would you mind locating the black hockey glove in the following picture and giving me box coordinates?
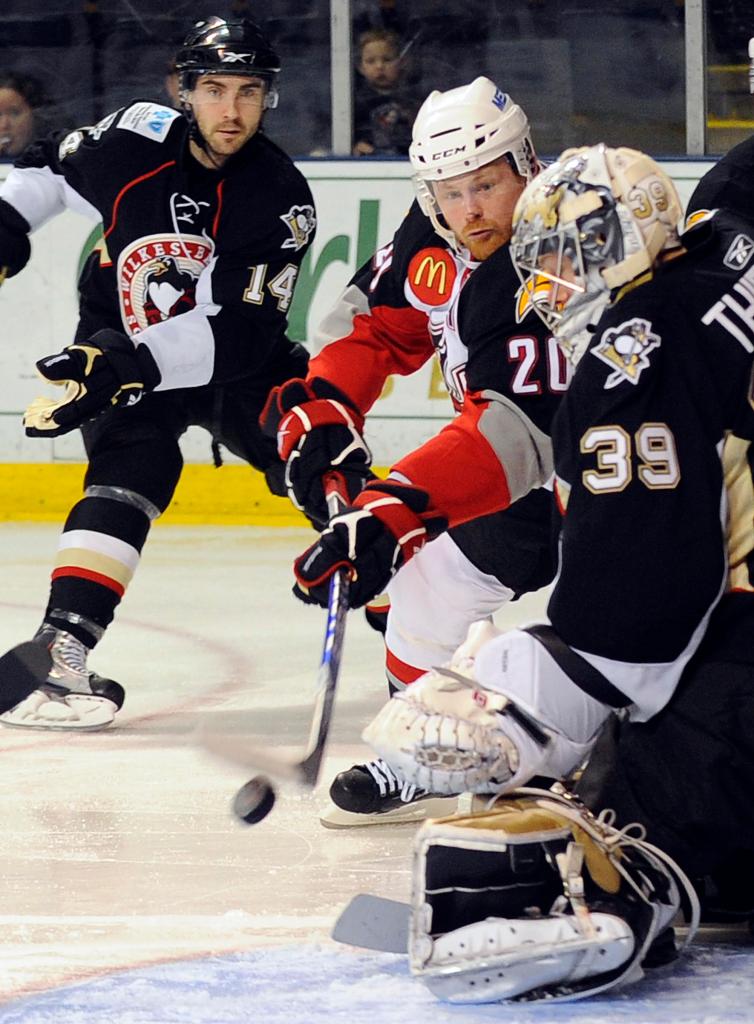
[260,376,373,527]
[0,198,31,281]
[293,479,447,608]
[24,329,161,438]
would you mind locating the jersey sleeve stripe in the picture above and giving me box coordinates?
[212,180,224,238]
[104,160,176,239]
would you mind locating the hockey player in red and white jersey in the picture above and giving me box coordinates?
[262,78,566,825]
[345,146,754,1002]
[0,17,315,729]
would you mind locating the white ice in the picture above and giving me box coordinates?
[0,523,752,1024]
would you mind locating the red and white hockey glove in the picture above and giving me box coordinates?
[24,329,161,437]
[260,376,373,527]
[293,479,448,608]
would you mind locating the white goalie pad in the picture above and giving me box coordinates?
[408,787,699,1004]
[363,637,604,796]
[363,665,532,793]
[418,912,635,1004]
[363,619,611,797]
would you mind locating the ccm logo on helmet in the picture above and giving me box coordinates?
[432,145,466,160]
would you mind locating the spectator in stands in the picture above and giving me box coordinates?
[353,0,409,37]
[353,28,419,156]
[0,72,49,159]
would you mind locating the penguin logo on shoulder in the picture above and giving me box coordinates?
[280,205,316,251]
[592,317,661,389]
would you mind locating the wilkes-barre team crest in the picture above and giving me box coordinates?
[117,233,215,335]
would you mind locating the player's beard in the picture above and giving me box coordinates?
[191,110,260,169]
[462,225,510,261]
[205,122,254,160]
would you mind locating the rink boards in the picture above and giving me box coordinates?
[0,158,713,523]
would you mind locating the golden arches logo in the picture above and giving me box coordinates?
[414,254,447,292]
[407,247,457,306]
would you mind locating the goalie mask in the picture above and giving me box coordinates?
[409,77,539,252]
[510,144,682,365]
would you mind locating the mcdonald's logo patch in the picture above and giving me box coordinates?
[407,247,457,306]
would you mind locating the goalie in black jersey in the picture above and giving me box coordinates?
[0,16,315,729]
[352,144,754,1001]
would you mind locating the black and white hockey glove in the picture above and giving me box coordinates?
[260,376,373,527]
[293,479,447,608]
[0,198,31,281]
[24,329,161,437]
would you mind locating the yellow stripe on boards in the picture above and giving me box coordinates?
[0,464,389,525]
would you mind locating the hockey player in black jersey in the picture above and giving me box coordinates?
[350,145,754,1002]
[261,78,562,825]
[0,16,316,729]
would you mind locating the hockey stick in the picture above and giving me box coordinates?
[331,891,738,954]
[201,474,351,788]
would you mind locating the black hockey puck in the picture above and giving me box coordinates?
[232,775,276,825]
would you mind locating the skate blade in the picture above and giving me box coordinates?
[0,687,118,732]
[0,716,117,732]
[319,794,466,828]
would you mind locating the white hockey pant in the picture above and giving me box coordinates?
[385,531,514,688]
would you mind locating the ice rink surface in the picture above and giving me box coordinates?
[0,522,752,1024]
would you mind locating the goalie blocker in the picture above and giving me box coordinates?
[408,786,699,1004]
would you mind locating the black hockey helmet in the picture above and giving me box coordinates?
[175,16,281,107]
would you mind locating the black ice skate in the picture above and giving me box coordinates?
[0,625,125,731]
[320,757,473,827]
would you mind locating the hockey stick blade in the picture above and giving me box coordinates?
[0,641,53,713]
[332,894,410,954]
[331,895,754,956]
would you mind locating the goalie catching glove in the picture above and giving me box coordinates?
[293,478,448,608]
[24,329,161,437]
[260,376,373,526]
[409,786,699,1004]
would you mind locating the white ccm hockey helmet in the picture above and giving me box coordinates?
[509,144,682,365]
[409,76,539,250]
